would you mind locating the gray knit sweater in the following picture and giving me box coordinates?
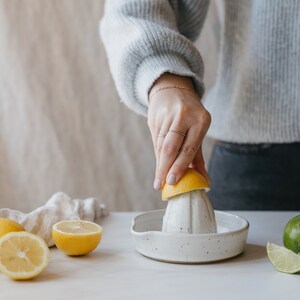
[100,0,300,143]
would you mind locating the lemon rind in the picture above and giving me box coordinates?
[162,186,210,201]
[161,168,210,201]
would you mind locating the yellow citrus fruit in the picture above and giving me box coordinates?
[162,168,210,200]
[0,218,25,238]
[52,220,103,256]
[0,231,49,280]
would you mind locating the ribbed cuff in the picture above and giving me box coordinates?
[134,53,205,114]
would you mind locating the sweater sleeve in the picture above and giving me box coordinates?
[100,0,210,116]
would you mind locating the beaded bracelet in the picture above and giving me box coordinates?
[149,85,197,102]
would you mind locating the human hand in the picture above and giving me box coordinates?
[148,73,211,190]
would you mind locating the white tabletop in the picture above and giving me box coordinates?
[1,211,300,300]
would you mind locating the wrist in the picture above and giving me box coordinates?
[149,73,194,98]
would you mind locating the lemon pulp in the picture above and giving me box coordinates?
[0,232,49,280]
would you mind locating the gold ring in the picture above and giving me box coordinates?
[168,130,186,138]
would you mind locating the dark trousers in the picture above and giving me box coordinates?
[208,142,300,210]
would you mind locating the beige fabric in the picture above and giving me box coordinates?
[0,192,109,246]
[0,1,218,212]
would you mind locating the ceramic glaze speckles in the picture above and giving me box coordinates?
[131,210,249,263]
[162,190,217,234]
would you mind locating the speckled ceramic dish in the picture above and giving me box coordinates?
[131,209,249,263]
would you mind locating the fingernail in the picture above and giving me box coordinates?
[153,178,162,190]
[167,174,176,185]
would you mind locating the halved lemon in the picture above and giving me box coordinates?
[267,242,300,274]
[0,231,49,280]
[162,168,210,200]
[52,220,103,256]
[0,218,25,238]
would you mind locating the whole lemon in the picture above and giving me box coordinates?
[283,215,300,254]
[0,218,25,238]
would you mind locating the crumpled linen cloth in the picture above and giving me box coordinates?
[0,192,109,247]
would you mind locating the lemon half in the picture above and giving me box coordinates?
[162,168,210,200]
[0,231,49,280]
[52,220,103,256]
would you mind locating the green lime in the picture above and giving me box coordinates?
[283,215,300,254]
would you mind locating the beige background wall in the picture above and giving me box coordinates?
[0,0,219,212]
